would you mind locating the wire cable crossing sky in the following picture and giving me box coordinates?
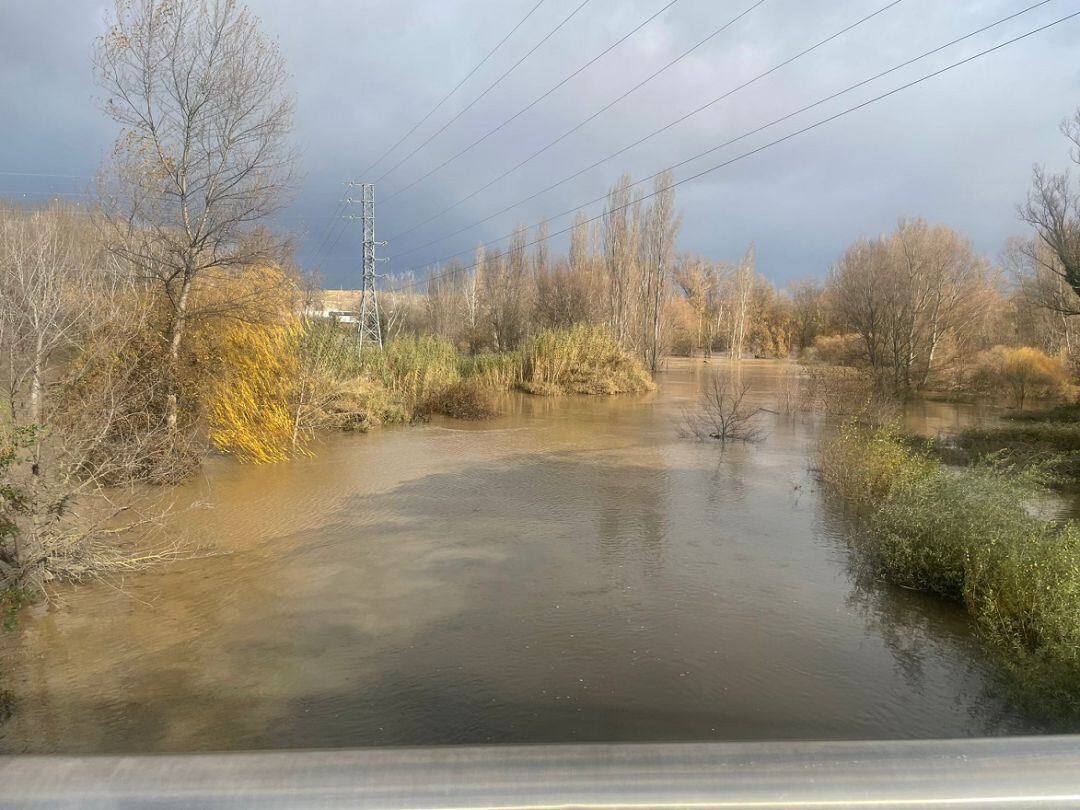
[1,0,1078,286]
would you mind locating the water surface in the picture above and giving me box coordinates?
[0,359,1041,753]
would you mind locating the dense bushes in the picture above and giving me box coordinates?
[804,333,866,368]
[820,423,1080,717]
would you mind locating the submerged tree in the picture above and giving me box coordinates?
[678,374,763,444]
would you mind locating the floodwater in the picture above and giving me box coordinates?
[0,359,1045,754]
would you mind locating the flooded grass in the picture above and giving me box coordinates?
[518,326,654,396]
[950,407,1080,485]
[820,422,1080,720]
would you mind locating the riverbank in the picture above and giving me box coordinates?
[819,420,1080,722]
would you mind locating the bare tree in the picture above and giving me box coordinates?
[531,221,550,279]
[534,256,598,328]
[569,211,594,277]
[788,277,827,350]
[602,173,641,345]
[483,227,531,351]
[727,246,756,360]
[639,170,681,372]
[678,374,763,443]
[1009,236,1078,357]
[830,220,993,391]
[0,204,96,577]
[0,204,189,588]
[426,261,464,338]
[94,0,296,434]
[1017,108,1080,327]
[675,255,723,356]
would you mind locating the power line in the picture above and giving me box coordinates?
[0,170,92,179]
[310,0,594,269]
[388,0,916,255]
[386,0,1054,268]
[384,8,1080,295]
[359,0,549,179]
[372,0,597,186]
[0,189,92,197]
[377,0,690,206]
[309,0,549,265]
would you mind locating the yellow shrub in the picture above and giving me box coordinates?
[198,266,305,463]
[208,318,301,463]
[971,346,1068,409]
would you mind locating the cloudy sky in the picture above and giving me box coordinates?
[1,0,1078,287]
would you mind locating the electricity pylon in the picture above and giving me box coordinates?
[345,182,385,352]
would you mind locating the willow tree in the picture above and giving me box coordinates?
[94,0,296,435]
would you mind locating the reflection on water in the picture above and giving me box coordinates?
[0,359,1042,753]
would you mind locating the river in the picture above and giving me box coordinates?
[0,359,1045,753]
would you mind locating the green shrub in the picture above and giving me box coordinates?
[966,522,1080,715]
[818,422,933,502]
[867,463,1043,598]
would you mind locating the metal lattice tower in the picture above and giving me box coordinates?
[346,182,385,352]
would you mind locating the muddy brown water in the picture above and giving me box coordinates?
[0,359,1050,754]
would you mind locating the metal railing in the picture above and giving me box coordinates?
[2,736,1080,808]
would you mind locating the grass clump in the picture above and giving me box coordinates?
[820,422,1080,719]
[295,325,652,436]
[318,376,408,431]
[518,325,653,396]
[867,462,1045,599]
[419,379,498,421]
[362,334,461,414]
[966,522,1080,711]
[459,352,523,392]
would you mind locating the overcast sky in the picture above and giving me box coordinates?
[2,0,1078,287]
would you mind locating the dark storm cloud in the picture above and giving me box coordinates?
[2,0,1078,286]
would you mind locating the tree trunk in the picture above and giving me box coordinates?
[165,271,195,433]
